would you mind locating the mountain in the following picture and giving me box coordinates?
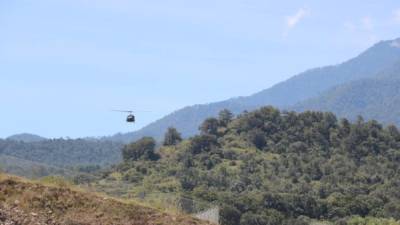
[108,38,400,143]
[293,60,400,124]
[0,138,123,167]
[0,155,79,179]
[7,133,47,142]
[0,174,213,225]
[96,106,400,225]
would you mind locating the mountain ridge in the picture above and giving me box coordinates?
[293,59,400,125]
[107,38,400,143]
[7,133,47,142]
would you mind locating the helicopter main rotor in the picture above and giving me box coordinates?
[112,110,150,123]
[112,110,133,113]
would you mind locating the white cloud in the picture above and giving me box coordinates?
[286,8,308,29]
[361,16,374,31]
[283,8,309,37]
[394,9,400,24]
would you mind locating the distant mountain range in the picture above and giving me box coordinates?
[8,39,400,143]
[293,61,400,125]
[0,138,123,167]
[7,133,47,142]
[107,38,400,143]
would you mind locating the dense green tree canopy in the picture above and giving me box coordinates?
[0,138,123,167]
[122,137,158,161]
[94,107,400,225]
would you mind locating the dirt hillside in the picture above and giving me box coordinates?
[0,174,214,225]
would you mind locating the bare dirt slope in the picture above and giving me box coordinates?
[0,174,213,225]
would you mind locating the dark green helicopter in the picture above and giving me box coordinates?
[113,110,136,123]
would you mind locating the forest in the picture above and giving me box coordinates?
[0,138,123,167]
[81,107,400,225]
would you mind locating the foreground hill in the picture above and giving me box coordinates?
[294,61,400,125]
[95,107,400,225]
[108,38,400,142]
[0,174,213,225]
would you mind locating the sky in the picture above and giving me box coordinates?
[1,0,400,138]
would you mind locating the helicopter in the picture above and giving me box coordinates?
[113,110,136,123]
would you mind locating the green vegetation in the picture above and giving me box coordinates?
[92,107,400,225]
[163,127,183,146]
[345,216,400,225]
[122,137,159,161]
[0,155,79,179]
[0,138,123,168]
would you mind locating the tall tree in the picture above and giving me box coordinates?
[218,109,234,126]
[122,137,158,161]
[199,118,220,136]
[163,127,182,146]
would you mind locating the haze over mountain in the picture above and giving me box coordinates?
[109,38,400,143]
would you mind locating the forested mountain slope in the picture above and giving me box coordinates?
[0,138,123,167]
[109,38,400,143]
[0,155,79,179]
[294,60,400,124]
[95,107,400,225]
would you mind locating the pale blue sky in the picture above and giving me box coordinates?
[1,0,400,138]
